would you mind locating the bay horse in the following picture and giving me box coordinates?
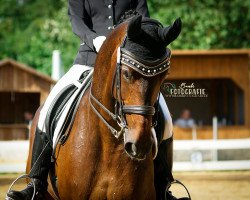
[26,15,181,199]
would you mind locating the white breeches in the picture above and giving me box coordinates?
[159,93,173,140]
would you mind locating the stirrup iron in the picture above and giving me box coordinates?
[166,179,191,200]
[6,174,36,200]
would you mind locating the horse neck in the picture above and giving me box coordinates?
[91,48,116,115]
[91,26,127,119]
[90,26,127,142]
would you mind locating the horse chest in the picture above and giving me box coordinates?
[89,175,155,200]
[87,159,156,200]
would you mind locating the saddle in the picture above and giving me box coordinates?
[44,70,93,152]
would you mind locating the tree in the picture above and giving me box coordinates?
[0,0,77,74]
[148,0,250,49]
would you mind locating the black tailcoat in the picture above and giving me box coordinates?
[68,0,149,66]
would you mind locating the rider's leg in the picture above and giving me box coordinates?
[155,94,190,200]
[159,93,173,141]
[155,137,174,200]
[154,93,174,200]
[6,128,52,200]
[6,64,92,200]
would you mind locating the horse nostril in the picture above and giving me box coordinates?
[125,142,137,157]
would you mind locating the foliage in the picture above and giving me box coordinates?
[0,0,78,74]
[148,0,250,49]
[0,0,249,75]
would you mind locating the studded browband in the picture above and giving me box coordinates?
[120,48,171,77]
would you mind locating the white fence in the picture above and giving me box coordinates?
[173,139,250,171]
[1,139,250,173]
[0,141,29,173]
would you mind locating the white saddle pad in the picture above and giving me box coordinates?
[37,65,93,149]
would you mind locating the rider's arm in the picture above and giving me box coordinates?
[68,0,98,50]
[135,0,150,17]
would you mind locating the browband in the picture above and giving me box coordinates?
[120,48,171,77]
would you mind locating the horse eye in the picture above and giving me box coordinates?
[123,70,131,81]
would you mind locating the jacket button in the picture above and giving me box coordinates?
[108,26,112,30]
[108,16,112,19]
[108,5,112,9]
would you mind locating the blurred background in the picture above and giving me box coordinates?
[0,0,250,199]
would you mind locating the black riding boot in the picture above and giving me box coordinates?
[154,136,190,200]
[6,128,52,200]
[154,136,174,200]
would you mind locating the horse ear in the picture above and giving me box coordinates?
[159,18,182,46]
[127,15,142,39]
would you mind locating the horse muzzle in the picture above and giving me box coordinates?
[124,129,153,160]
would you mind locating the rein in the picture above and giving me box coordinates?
[89,34,171,139]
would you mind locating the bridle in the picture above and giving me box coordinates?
[89,33,171,140]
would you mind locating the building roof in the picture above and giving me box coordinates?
[0,59,56,84]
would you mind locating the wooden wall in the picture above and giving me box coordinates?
[0,124,28,140]
[0,92,40,123]
[0,63,54,103]
[0,60,55,140]
[169,50,250,127]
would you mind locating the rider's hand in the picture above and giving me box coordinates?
[93,36,106,53]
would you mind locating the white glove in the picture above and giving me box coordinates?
[93,36,106,52]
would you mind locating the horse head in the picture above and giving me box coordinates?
[91,14,181,161]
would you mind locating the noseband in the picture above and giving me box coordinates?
[90,34,171,139]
